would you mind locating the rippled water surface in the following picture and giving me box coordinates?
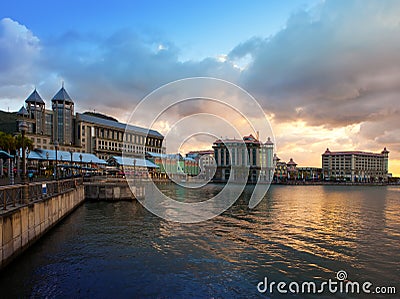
[0,185,399,298]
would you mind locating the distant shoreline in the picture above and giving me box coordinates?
[270,181,399,186]
[149,178,400,186]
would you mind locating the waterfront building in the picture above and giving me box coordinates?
[286,158,298,180]
[273,154,287,182]
[260,137,275,182]
[146,152,199,179]
[12,86,164,160]
[23,148,107,177]
[75,113,164,161]
[322,148,389,182]
[107,156,159,178]
[186,150,215,179]
[25,89,46,136]
[212,134,274,183]
[186,150,214,168]
[297,167,323,181]
[51,85,74,145]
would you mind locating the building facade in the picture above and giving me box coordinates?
[186,150,215,179]
[322,148,389,182]
[15,86,164,159]
[273,154,287,182]
[75,113,164,160]
[297,167,323,181]
[52,86,74,145]
[146,152,199,179]
[212,134,274,183]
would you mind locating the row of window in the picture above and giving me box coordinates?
[80,124,162,147]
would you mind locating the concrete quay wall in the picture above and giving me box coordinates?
[0,185,85,270]
[84,182,141,201]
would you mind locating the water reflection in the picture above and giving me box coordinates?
[0,184,398,298]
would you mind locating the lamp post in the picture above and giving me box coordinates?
[46,152,49,178]
[60,155,63,179]
[79,154,83,179]
[69,150,73,177]
[19,121,28,184]
[133,159,136,181]
[54,141,59,181]
[27,148,31,180]
[19,121,29,203]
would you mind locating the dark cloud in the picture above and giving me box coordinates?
[234,0,400,129]
[1,1,400,168]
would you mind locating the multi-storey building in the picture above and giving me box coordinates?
[186,150,215,179]
[75,113,164,160]
[297,167,322,181]
[212,134,274,183]
[322,148,389,182]
[146,152,199,179]
[15,86,164,159]
[273,154,287,182]
[16,86,75,151]
[260,137,275,182]
[286,158,298,180]
[52,85,74,145]
[273,155,301,182]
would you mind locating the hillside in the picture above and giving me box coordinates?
[0,110,17,134]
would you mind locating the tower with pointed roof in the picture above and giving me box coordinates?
[381,147,389,175]
[259,137,275,182]
[25,88,46,135]
[52,84,74,145]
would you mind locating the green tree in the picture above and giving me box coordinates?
[14,134,34,153]
[0,131,16,153]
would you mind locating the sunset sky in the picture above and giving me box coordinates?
[1,0,399,175]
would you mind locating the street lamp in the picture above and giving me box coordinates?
[54,140,59,180]
[19,121,28,185]
[79,154,83,178]
[69,150,73,177]
[46,151,49,178]
[133,159,136,180]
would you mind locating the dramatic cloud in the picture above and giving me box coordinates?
[1,0,400,174]
[227,0,400,171]
[0,18,43,106]
[233,0,400,128]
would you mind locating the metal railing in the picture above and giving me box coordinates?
[0,178,83,211]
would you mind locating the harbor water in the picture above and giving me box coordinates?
[0,184,399,298]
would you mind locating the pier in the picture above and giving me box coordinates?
[0,178,85,270]
[84,177,145,201]
[0,176,148,270]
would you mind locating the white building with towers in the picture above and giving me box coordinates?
[212,134,275,183]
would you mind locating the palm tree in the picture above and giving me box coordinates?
[0,131,16,153]
[14,133,34,153]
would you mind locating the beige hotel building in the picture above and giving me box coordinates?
[322,148,389,182]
